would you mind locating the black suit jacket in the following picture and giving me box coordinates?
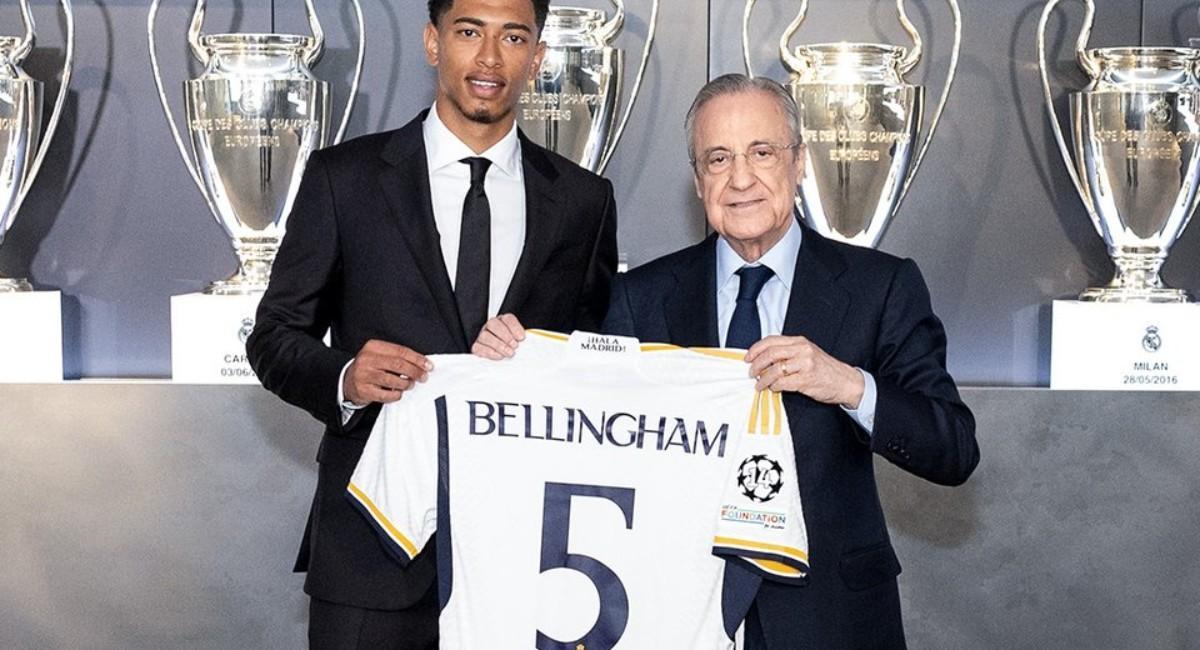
[246,111,617,610]
[603,227,978,649]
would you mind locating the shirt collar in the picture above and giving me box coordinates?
[422,102,522,178]
[716,216,803,292]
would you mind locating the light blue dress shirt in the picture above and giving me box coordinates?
[715,218,878,435]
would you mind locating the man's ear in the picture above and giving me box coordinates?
[693,172,703,200]
[424,22,440,66]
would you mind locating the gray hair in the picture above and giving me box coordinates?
[684,73,802,163]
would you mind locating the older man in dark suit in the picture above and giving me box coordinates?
[602,73,978,648]
[245,0,616,646]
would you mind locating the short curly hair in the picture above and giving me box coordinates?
[428,0,550,34]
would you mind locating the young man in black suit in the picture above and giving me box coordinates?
[601,74,978,648]
[246,0,617,646]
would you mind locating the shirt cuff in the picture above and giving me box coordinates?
[840,369,877,436]
[338,359,366,425]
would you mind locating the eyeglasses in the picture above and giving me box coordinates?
[693,142,799,176]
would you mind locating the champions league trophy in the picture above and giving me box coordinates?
[0,0,74,292]
[148,0,364,294]
[518,0,659,174]
[742,0,961,248]
[1038,0,1198,302]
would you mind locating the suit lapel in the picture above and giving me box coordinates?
[783,226,850,360]
[666,235,721,347]
[378,112,469,350]
[499,134,564,315]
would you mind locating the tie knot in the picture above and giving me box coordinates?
[461,157,492,186]
[735,265,774,302]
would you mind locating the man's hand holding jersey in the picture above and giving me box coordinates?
[471,314,526,360]
[344,340,434,406]
[746,335,866,410]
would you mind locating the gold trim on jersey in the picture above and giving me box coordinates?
[747,391,784,435]
[746,558,806,579]
[713,535,809,563]
[347,482,419,559]
[528,329,570,342]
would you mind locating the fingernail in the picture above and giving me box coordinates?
[425,361,434,370]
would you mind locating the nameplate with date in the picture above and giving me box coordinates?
[1051,301,1200,391]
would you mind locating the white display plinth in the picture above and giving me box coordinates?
[0,291,63,382]
[1051,301,1200,391]
[171,293,261,384]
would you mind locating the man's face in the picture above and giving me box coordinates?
[424,0,546,126]
[692,90,804,260]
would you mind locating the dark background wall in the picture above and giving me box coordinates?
[0,0,1197,380]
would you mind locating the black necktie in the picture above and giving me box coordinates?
[725,266,775,349]
[456,157,492,341]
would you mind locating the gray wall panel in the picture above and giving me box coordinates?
[2,385,1197,647]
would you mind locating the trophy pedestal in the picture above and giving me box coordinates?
[0,291,63,382]
[1051,301,1200,391]
[171,293,262,384]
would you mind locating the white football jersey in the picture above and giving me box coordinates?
[349,330,808,649]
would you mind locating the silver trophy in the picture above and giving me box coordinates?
[148,0,364,294]
[518,0,659,174]
[0,0,73,292]
[743,0,960,248]
[1038,0,1198,302]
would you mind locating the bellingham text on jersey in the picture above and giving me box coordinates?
[464,400,730,457]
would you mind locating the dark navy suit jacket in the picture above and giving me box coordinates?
[602,226,978,649]
[246,111,617,610]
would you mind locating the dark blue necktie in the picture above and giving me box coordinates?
[456,157,492,341]
[725,266,775,349]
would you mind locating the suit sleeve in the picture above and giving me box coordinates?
[572,177,619,331]
[869,259,979,486]
[600,272,635,337]
[245,151,355,431]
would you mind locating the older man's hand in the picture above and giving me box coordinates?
[745,335,865,408]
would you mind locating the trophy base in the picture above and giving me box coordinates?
[205,283,268,298]
[0,277,34,293]
[204,280,268,296]
[1078,287,1191,304]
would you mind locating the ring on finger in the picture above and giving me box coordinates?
[781,362,790,376]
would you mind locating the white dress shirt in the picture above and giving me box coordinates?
[715,218,878,434]
[423,102,526,313]
[338,105,528,417]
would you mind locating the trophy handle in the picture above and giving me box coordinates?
[147,0,220,221]
[10,0,36,63]
[776,1,812,77]
[597,0,657,174]
[300,0,326,68]
[1036,0,1101,229]
[896,0,923,74]
[186,0,210,66]
[895,0,960,207]
[11,0,74,215]
[332,0,366,145]
[741,0,758,77]
[597,0,625,44]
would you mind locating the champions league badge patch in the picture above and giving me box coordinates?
[737,454,784,503]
